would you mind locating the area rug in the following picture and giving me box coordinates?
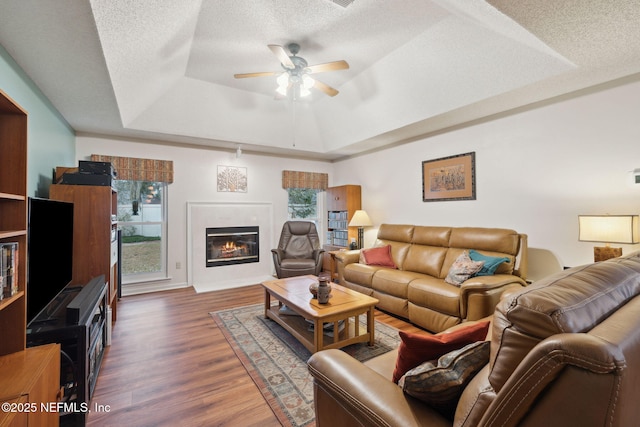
[211,304,401,427]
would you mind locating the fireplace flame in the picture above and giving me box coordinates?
[206,227,259,266]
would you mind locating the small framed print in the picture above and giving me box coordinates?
[217,166,247,192]
[422,152,476,202]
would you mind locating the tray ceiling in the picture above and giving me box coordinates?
[1,0,639,160]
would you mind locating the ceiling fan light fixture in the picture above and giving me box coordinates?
[276,84,288,97]
[302,74,315,89]
[235,43,347,99]
[299,86,311,97]
[276,72,289,87]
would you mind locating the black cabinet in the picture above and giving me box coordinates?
[27,276,108,426]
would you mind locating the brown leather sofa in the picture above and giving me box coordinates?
[308,251,640,427]
[335,224,528,332]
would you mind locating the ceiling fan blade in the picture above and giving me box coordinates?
[234,71,279,79]
[268,44,295,69]
[311,78,339,97]
[306,60,349,74]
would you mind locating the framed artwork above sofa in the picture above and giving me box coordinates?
[422,151,476,202]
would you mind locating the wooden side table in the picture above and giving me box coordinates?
[324,249,345,283]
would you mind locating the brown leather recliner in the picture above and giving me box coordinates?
[308,251,640,426]
[271,221,325,278]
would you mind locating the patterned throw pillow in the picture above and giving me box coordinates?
[399,341,490,419]
[445,251,485,286]
[391,321,490,383]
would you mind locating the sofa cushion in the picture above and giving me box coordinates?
[404,244,448,277]
[280,258,317,269]
[445,251,485,285]
[449,227,520,256]
[343,263,382,288]
[376,240,412,270]
[375,224,414,270]
[372,269,426,299]
[447,228,519,275]
[411,226,452,247]
[377,223,415,243]
[392,321,490,383]
[468,249,510,276]
[408,278,462,317]
[399,341,490,419]
[361,245,397,268]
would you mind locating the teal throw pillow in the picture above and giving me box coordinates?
[468,249,510,276]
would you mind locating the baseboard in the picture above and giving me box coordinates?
[121,281,189,296]
[193,275,275,293]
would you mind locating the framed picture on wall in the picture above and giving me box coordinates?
[217,165,247,192]
[422,152,476,202]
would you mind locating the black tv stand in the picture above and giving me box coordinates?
[28,285,84,327]
[27,276,108,426]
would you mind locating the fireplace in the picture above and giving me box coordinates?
[206,226,259,267]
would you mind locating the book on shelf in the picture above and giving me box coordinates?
[1,242,19,299]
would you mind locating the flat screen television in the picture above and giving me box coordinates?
[27,197,74,325]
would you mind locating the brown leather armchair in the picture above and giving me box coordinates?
[271,221,325,278]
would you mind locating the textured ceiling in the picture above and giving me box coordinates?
[1,0,639,160]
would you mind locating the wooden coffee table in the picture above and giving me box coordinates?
[261,275,379,353]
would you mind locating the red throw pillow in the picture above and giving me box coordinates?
[361,245,397,268]
[392,321,490,383]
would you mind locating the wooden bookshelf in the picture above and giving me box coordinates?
[0,88,61,426]
[325,185,361,249]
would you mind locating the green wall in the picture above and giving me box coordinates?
[0,44,75,198]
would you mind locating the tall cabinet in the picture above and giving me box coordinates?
[0,89,61,426]
[50,184,119,321]
[325,184,362,248]
[323,185,361,280]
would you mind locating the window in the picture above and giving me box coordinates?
[115,180,167,283]
[287,188,322,229]
[282,170,327,237]
[287,188,319,220]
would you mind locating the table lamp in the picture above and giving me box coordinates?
[349,210,373,249]
[578,215,639,261]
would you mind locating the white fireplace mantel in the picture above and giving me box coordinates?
[187,201,274,292]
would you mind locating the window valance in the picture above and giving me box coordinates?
[282,170,328,190]
[91,154,174,183]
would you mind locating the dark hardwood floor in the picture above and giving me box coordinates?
[86,284,424,427]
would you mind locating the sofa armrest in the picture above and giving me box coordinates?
[308,349,450,427]
[334,250,361,285]
[481,333,624,427]
[459,275,527,321]
[334,249,360,264]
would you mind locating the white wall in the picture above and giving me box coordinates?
[0,44,76,198]
[76,75,640,292]
[332,77,640,269]
[75,136,333,293]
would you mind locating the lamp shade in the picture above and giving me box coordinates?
[349,210,373,227]
[578,215,640,244]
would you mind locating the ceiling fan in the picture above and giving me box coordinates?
[234,43,349,98]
